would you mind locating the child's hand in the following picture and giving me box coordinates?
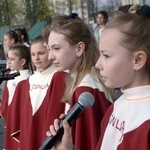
[46,114,74,150]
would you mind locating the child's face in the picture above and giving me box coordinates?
[4,35,14,47]
[96,14,106,25]
[7,50,22,71]
[48,31,81,73]
[31,42,51,72]
[96,28,136,90]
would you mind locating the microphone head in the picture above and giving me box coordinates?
[0,68,11,73]
[78,92,95,109]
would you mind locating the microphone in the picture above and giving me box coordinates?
[0,72,20,84]
[39,92,95,150]
[0,68,11,75]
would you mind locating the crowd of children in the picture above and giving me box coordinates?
[0,4,149,150]
[47,5,150,150]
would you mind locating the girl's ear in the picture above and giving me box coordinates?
[133,51,147,71]
[11,39,15,44]
[21,35,24,40]
[20,58,26,67]
[76,42,85,57]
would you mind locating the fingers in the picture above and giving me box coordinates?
[46,119,60,137]
[63,119,72,141]
[59,113,65,120]
[61,120,73,150]
[54,119,60,131]
[46,130,51,136]
[46,119,73,150]
[63,119,71,133]
[46,113,65,137]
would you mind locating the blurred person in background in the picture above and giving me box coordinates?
[128,4,141,13]
[3,30,18,59]
[15,27,30,47]
[94,11,108,45]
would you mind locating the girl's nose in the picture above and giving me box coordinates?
[95,58,103,70]
[34,55,40,60]
[48,50,54,60]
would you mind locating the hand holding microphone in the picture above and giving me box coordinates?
[39,92,95,150]
[48,117,74,150]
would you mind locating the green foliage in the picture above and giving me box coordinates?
[24,0,54,27]
[68,0,78,13]
[53,0,78,15]
[0,0,24,26]
[36,1,54,22]
[0,0,97,28]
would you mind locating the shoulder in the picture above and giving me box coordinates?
[78,73,111,96]
[53,71,68,78]
[16,78,29,88]
[51,71,68,81]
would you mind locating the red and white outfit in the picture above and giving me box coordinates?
[1,69,31,149]
[12,66,66,150]
[96,85,150,150]
[68,71,112,150]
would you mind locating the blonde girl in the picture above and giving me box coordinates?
[47,17,113,150]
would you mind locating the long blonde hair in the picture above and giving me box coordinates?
[51,18,114,103]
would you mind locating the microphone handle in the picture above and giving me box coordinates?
[0,72,20,82]
[0,75,13,84]
[0,75,14,81]
[39,103,85,150]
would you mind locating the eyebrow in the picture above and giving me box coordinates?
[99,49,110,53]
[50,44,59,48]
[99,49,105,53]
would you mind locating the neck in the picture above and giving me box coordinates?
[100,25,105,28]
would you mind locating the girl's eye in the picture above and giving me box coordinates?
[103,54,110,58]
[54,47,60,50]
[39,52,45,55]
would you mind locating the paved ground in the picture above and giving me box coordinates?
[0,118,5,149]
[0,80,5,150]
